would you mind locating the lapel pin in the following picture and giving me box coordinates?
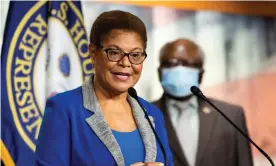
[203,107,211,114]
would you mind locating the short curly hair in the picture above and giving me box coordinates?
[90,10,147,49]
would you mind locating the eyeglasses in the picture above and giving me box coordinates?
[99,45,147,65]
[161,58,203,68]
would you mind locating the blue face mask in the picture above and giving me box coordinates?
[161,66,200,97]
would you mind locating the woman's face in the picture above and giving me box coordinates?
[90,30,145,94]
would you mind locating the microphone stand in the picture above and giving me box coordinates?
[128,88,168,166]
[191,86,275,166]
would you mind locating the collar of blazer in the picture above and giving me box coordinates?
[156,94,218,166]
[196,96,218,166]
[82,76,157,166]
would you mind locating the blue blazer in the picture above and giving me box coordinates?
[35,78,174,166]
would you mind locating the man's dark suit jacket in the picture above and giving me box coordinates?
[153,95,253,166]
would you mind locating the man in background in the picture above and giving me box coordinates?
[152,39,253,166]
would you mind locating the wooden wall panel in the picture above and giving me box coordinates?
[101,1,276,17]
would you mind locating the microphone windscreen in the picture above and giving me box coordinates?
[190,86,202,96]
[128,87,138,99]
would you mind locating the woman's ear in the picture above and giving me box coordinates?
[89,44,96,63]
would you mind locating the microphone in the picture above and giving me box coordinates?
[128,87,168,166]
[190,86,275,166]
[190,86,204,98]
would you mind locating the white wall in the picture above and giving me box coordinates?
[0,0,9,52]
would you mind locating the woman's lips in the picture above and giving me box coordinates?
[112,72,131,81]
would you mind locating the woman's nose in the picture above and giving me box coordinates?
[119,55,131,67]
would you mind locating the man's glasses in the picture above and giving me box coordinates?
[99,45,147,65]
[161,58,203,68]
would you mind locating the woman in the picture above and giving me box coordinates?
[35,10,173,166]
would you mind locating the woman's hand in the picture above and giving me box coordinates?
[130,162,144,166]
[131,162,164,166]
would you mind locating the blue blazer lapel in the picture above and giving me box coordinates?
[128,95,157,163]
